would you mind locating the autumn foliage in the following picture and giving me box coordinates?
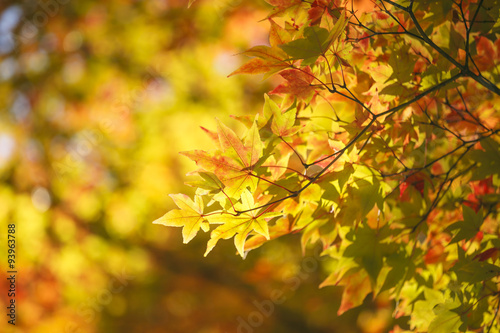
[155,0,500,331]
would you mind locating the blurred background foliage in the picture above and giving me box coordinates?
[0,1,387,332]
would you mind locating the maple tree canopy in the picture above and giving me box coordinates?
[155,0,500,331]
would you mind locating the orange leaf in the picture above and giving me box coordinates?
[269,19,292,46]
[473,36,497,71]
[228,58,288,76]
[266,0,301,9]
[229,45,290,78]
[269,67,316,101]
[242,45,289,61]
[200,126,221,148]
[337,270,372,315]
[424,242,446,264]
[180,149,258,198]
[308,5,325,26]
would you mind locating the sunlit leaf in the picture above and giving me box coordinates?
[153,194,208,243]
[204,189,282,257]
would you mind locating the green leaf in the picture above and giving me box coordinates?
[468,138,500,180]
[337,163,354,190]
[243,121,264,168]
[412,288,450,330]
[279,26,331,65]
[263,93,281,121]
[446,206,483,243]
[344,223,395,283]
[328,10,347,45]
[185,172,225,193]
[380,82,405,96]
[271,107,300,137]
[356,178,382,216]
[453,259,500,284]
[428,310,462,333]
[451,247,500,284]
[386,45,417,83]
[243,45,289,61]
[469,2,498,34]
[379,252,411,294]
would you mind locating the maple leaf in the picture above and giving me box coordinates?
[473,36,497,71]
[185,171,225,194]
[344,223,395,284]
[272,107,301,137]
[446,205,484,243]
[228,46,290,78]
[386,45,417,83]
[228,58,289,76]
[263,154,292,181]
[218,118,264,170]
[399,172,429,201]
[181,150,258,199]
[278,10,347,65]
[308,3,325,25]
[269,19,292,47]
[244,217,293,251]
[266,0,300,9]
[336,270,372,315]
[265,0,302,18]
[279,26,331,65]
[242,45,289,60]
[264,94,302,137]
[153,194,209,244]
[269,67,316,103]
[473,247,499,262]
[181,119,264,198]
[204,189,283,257]
[200,126,221,148]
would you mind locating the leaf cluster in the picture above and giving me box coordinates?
[156,0,500,331]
